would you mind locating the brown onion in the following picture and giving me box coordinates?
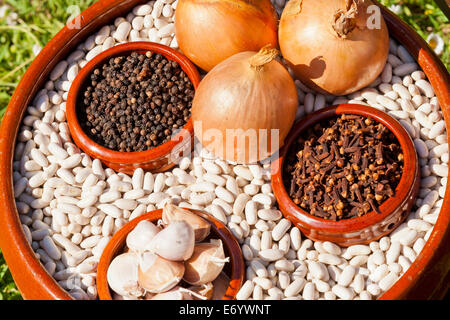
[192,47,298,164]
[279,0,389,95]
[175,0,278,71]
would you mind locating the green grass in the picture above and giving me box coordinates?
[379,0,450,68]
[0,0,96,116]
[0,249,21,300]
[0,0,448,300]
[0,0,96,300]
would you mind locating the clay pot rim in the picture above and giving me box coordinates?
[66,41,201,165]
[96,208,245,300]
[271,104,419,237]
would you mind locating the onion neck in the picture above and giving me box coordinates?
[249,46,279,71]
[333,0,358,38]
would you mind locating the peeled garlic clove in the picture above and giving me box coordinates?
[162,203,211,242]
[150,286,193,300]
[183,239,230,286]
[148,220,195,261]
[107,252,144,298]
[138,251,185,293]
[126,220,161,253]
[212,271,230,300]
[188,282,214,300]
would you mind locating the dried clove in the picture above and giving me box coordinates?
[284,114,403,220]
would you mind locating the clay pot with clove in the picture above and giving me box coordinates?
[271,104,420,246]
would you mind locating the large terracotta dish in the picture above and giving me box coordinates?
[0,0,448,300]
[271,104,420,246]
[96,209,244,300]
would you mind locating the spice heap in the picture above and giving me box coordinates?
[107,204,230,300]
[284,114,404,220]
[78,51,194,152]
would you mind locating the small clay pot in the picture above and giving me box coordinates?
[66,41,201,174]
[96,209,245,300]
[271,104,420,246]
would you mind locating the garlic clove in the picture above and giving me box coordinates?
[112,292,141,300]
[212,271,230,300]
[149,286,194,300]
[137,251,185,293]
[126,220,161,253]
[107,252,144,298]
[162,203,211,242]
[148,220,195,261]
[183,239,230,286]
[188,282,214,300]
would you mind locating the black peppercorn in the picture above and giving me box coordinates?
[78,51,194,152]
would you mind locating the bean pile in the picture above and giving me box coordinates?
[78,51,194,152]
[284,114,403,220]
[11,0,448,301]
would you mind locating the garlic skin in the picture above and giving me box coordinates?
[162,203,211,242]
[212,272,230,300]
[188,283,214,300]
[149,286,198,300]
[126,220,161,253]
[148,220,195,261]
[138,251,185,293]
[183,239,230,286]
[107,253,144,298]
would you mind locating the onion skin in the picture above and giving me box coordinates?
[175,0,279,71]
[279,0,389,95]
[192,49,298,164]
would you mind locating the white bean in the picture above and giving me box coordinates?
[236,280,254,300]
[378,272,398,291]
[332,285,355,300]
[394,63,417,76]
[258,249,284,262]
[272,219,291,241]
[113,21,131,41]
[285,278,306,297]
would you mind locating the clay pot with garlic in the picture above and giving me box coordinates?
[106,204,230,300]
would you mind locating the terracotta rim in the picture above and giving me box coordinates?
[271,104,420,245]
[96,209,245,300]
[0,0,448,300]
[66,41,201,173]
